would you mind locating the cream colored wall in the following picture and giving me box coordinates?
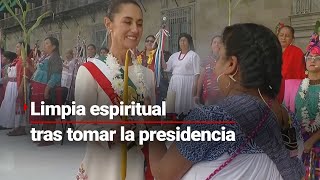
[4,0,293,59]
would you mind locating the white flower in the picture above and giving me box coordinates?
[112,78,123,94]
[299,92,305,99]
[301,78,309,89]
[137,73,144,79]
[136,87,143,95]
[108,63,119,71]
[300,78,310,100]
[105,53,147,101]
[299,78,310,99]
[301,92,320,133]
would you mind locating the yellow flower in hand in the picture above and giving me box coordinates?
[147,50,155,65]
[137,55,142,64]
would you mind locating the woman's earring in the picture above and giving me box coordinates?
[216,73,231,89]
[225,80,231,89]
[228,68,238,82]
[216,73,224,84]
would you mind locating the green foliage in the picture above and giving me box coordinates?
[3,0,52,105]
[315,20,320,34]
[2,0,51,59]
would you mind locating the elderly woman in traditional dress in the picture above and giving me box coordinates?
[30,37,63,146]
[0,51,18,130]
[149,23,305,180]
[295,27,320,179]
[162,33,200,116]
[276,24,306,110]
[75,0,155,179]
[7,41,33,136]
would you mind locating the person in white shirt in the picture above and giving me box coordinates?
[61,49,73,87]
[86,44,100,62]
[161,33,200,115]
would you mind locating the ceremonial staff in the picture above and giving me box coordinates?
[0,28,2,81]
[120,49,131,180]
[154,16,170,87]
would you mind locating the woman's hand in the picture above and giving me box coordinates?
[194,96,200,105]
[44,86,51,100]
[144,96,151,106]
[108,125,132,148]
[304,137,316,153]
[304,131,320,153]
[18,86,24,99]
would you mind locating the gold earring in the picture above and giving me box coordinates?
[228,68,238,82]
[225,79,231,89]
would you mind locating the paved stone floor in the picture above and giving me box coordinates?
[0,129,86,180]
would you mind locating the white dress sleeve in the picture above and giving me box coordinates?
[193,52,200,75]
[165,53,176,72]
[147,69,156,105]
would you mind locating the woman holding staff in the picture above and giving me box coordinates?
[75,0,155,179]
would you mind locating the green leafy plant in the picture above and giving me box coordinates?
[2,0,51,104]
[314,20,320,35]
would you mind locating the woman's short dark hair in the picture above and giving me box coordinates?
[178,33,195,51]
[87,44,96,50]
[146,35,156,40]
[44,37,60,55]
[145,35,158,48]
[222,23,282,98]
[3,51,17,62]
[100,47,109,52]
[106,0,142,21]
[18,41,31,55]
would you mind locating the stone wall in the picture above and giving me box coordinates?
[140,0,293,59]
[4,0,295,59]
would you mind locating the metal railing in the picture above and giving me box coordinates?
[0,0,107,29]
[292,0,320,15]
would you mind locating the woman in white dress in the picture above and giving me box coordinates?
[149,23,305,180]
[0,51,18,129]
[162,33,200,115]
[75,0,155,179]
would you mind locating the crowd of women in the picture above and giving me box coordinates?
[1,0,320,179]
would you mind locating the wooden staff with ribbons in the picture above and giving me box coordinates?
[154,17,170,87]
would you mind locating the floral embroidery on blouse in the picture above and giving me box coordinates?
[76,164,88,180]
